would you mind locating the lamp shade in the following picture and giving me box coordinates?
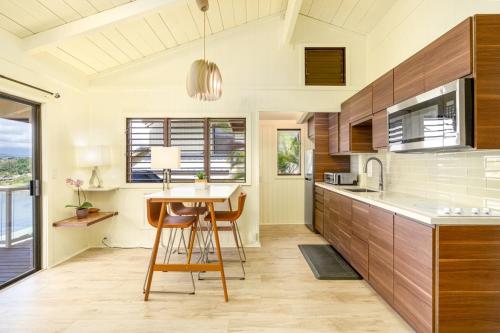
[151,147,181,169]
[76,145,110,167]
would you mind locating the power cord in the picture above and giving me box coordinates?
[101,237,152,250]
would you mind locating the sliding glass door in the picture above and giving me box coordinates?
[0,93,41,289]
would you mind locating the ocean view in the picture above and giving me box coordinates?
[0,189,32,242]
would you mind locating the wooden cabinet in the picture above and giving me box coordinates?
[350,234,369,279]
[425,18,472,91]
[328,113,339,155]
[394,216,434,333]
[351,201,369,241]
[394,49,426,103]
[314,186,324,234]
[339,102,350,153]
[372,110,388,149]
[337,195,352,260]
[349,86,372,122]
[307,116,315,139]
[323,191,339,246]
[369,206,394,305]
[372,70,394,113]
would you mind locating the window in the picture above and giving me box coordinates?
[277,129,301,176]
[305,47,346,86]
[126,117,246,183]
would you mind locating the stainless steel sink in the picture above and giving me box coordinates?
[345,188,378,193]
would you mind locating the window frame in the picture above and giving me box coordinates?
[276,128,302,177]
[125,117,247,184]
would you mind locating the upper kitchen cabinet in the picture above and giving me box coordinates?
[372,110,388,149]
[425,18,472,91]
[328,113,339,155]
[339,102,351,153]
[349,86,373,122]
[394,49,426,103]
[372,70,394,113]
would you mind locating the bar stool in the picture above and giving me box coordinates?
[143,199,198,295]
[200,192,247,280]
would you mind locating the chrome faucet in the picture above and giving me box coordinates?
[364,157,384,191]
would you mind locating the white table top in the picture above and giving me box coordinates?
[145,184,240,202]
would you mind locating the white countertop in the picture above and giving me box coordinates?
[315,182,500,225]
[145,184,239,201]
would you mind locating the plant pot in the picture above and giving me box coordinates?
[76,208,89,219]
[194,179,208,189]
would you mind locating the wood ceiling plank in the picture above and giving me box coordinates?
[0,13,33,37]
[58,39,110,71]
[218,0,236,29]
[158,8,189,44]
[0,0,62,33]
[309,0,342,23]
[186,0,212,35]
[63,0,99,17]
[173,4,200,40]
[48,47,97,74]
[300,0,313,15]
[37,0,82,22]
[205,0,224,32]
[116,18,165,56]
[258,0,271,17]
[87,31,131,64]
[87,0,118,12]
[343,0,375,31]
[354,0,395,34]
[247,0,259,21]
[144,13,177,49]
[233,0,247,26]
[101,26,143,60]
[331,0,358,26]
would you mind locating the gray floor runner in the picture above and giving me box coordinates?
[298,244,362,280]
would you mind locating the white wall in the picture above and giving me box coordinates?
[366,0,500,81]
[259,119,307,225]
[85,15,367,248]
[0,29,91,267]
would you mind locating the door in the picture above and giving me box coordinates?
[0,93,41,289]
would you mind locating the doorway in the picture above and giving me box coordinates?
[0,93,41,289]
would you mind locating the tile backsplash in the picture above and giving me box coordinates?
[355,149,500,208]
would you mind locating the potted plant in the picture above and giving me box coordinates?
[65,178,93,219]
[194,171,208,189]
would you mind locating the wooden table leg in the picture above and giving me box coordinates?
[208,202,229,302]
[144,202,167,301]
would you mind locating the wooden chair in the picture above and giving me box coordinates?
[143,199,198,295]
[201,192,247,280]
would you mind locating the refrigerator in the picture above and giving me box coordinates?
[304,149,315,232]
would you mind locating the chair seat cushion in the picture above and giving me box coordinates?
[174,206,207,216]
[150,215,197,229]
[204,211,239,222]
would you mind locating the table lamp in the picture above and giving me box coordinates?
[151,147,181,191]
[76,145,110,188]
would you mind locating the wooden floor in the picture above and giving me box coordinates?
[0,225,413,333]
[0,241,33,285]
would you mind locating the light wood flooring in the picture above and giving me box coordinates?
[0,225,413,333]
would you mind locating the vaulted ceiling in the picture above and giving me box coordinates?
[0,0,396,76]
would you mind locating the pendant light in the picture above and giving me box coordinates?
[186,0,222,101]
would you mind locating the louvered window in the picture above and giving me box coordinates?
[126,118,165,183]
[209,118,246,183]
[305,47,346,86]
[126,117,246,183]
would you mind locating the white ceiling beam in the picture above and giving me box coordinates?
[22,0,179,54]
[281,0,303,46]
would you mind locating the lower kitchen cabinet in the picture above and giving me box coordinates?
[350,234,368,279]
[394,215,434,333]
[368,206,394,305]
[314,186,324,234]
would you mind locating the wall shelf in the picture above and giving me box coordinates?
[53,212,118,228]
[74,187,119,192]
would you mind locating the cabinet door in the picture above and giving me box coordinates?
[352,200,370,241]
[425,18,472,91]
[314,186,324,234]
[351,234,369,279]
[307,116,315,138]
[328,113,339,154]
[369,206,394,305]
[350,86,373,122]
[339,102,350,152]
[394,216,434,333]
[394,49,426,103]
[337,195,352,259]
[372,110,388,149]
[324,191,339,246]
[372,70,394,113]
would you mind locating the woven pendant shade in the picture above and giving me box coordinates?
[186,0,222,101]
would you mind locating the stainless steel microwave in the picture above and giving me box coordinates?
[387,78,473,152]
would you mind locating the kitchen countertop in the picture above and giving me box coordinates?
[315,182,500,225]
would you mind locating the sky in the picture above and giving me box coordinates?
[0,118,31,157]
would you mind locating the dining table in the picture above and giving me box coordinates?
[143,184,240,302]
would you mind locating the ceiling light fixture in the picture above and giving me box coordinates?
[186,0,222,101]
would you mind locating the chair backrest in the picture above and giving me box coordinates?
[146,199,166,227]
[234,192,247,220]
[170,202,185,215]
